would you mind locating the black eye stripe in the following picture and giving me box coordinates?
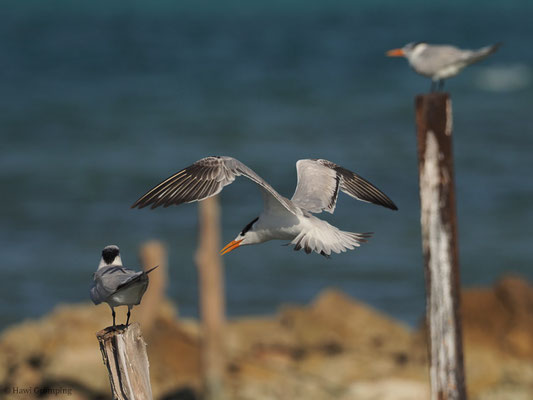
[241,217,259,235]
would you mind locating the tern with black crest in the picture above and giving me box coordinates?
[387,42,501,91]
[132,156,397,257]
[90,245,158,327]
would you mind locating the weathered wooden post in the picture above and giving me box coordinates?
[415,92,467,400]
[195,196,227,400]
[96,323,153,400]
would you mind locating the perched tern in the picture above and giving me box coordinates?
[132,156,397,257]
[387,42,501,91]
[90,245,158,327]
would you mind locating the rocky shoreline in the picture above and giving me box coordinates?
[1,276,532,399]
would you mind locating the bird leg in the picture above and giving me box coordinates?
[126,306,132,326]
[438,79,444,91]
[111,306,116,329]
[430,80,436,92]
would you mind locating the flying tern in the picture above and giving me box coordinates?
[90,245,158,327]
[132,156,397,257]
[387,42,501,91]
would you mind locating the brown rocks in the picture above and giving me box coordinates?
[415,275,533,398]
[461,275,533,360]
[0,275,532,399]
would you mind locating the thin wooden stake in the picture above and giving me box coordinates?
[415,93,467,400]
[96,323,153,400]
[195,196,227,400]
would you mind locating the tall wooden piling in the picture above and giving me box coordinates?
[137,240,168,333]
[415,93,467,400]
[195,196,227,400]
[96,323,153,400]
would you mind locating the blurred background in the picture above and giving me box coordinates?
[1,0,532,331]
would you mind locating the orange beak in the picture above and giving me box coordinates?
[386,48,405,57]
[220,239,243,255]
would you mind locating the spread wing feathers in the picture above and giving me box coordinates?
[290,159,397,214]
[290,218,372,256]
[131,156,297,215]
[290,159,340,213]
[90,266,151,305]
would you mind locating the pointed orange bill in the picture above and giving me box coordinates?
[220,239,243,255]
[386,48,405,57]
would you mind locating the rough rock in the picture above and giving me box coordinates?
[0,300,200,399]
[1,276,532,400]
[462,276,533,357]
[414,275,533,399]
[342,379,429,400]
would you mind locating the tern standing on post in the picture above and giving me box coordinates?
[90,245,158,328]
[387,42,501,91]
[132,156,397,257]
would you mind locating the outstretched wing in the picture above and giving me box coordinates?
[131,156,297,215]
[290,159,397,214]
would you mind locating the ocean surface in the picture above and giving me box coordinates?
[1,0,532,330]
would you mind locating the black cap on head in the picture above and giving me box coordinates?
[240,217,259,236]
[102,245,120,265]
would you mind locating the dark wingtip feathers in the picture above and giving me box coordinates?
[145,265,159,274]
[374,196,398,211]
[320,251,331,259]
[491,42,503,52]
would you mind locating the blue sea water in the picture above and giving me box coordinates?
[1,0,532,329]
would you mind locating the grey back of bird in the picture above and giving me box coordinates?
[90,266,149,306]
